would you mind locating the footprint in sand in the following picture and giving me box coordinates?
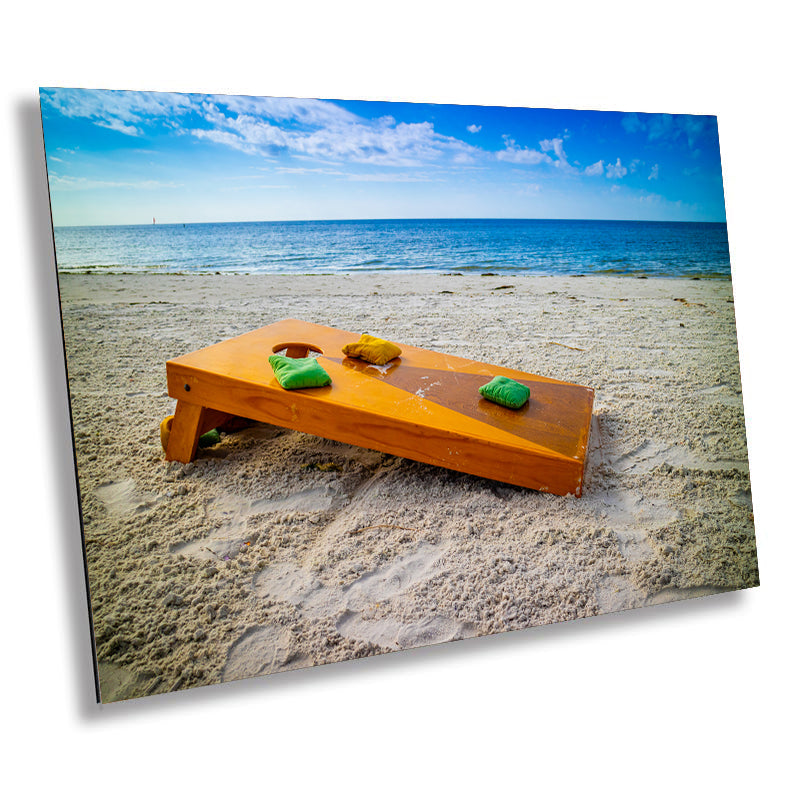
[95,478,158,516]
[169,535,251,561]
[698,384,742,407]
[610,440,748,474]
[250,543,472,651]
[252,561,341,616]
[342,543,447,607]
[596,490,679,561]
[336,611,476,650]
[170,485,347,560]
[210,485,346,518]
[252,544,448,616]
[595,575,646,613]
[222,625,311,682]
[644,584,726,606]
[97,661,162,703]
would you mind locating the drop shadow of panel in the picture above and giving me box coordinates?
[17,95,101,711]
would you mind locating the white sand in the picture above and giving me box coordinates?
[57,272,757,702]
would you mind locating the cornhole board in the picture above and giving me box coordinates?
[165,318,595,496]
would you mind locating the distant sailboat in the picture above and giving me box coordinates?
[153,216,156,224]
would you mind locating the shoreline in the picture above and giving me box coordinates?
[58,272,757,702]
[56,269,734,279]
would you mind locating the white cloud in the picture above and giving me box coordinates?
[44,88,642,182]
[96,118,142,137]
[40,88,194,136]
[497,136,552,165]
[648,164,659,180]
[539,137,576,172]
[540,137,566,160]
[606,158,628,179]
[190,128,261,155]
[214,95,358,127]
[497,134,584,174]
[41,88,481,167]
[194,100,481,167]
[585,160,604,176]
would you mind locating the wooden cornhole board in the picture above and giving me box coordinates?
[165,318,594,496]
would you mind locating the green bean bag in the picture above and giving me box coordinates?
[479,375,530,409]
[268,354,332,389]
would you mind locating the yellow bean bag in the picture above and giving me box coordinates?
[342,334,402,366]
[160,415,174,451]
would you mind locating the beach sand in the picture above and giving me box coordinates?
[57,272,758,702]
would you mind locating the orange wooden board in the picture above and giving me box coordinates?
[165,318,594,496]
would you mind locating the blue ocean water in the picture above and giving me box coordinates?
[52,219,731,277]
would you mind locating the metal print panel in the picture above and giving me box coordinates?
[39,88,758,703]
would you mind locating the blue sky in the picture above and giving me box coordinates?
[40,88,727,226]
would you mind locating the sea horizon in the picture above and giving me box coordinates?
[53,216,728,229]
[51,218,731,278]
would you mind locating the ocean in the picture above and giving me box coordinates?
[51,219,731,277]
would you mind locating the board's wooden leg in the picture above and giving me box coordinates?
[164,405,236,462]
[165,400,205,462]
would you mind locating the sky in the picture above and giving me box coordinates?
[40,88,727,226]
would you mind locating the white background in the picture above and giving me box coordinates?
[2,2,796,797]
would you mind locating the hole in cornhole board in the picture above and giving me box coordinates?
[271,342,323,359]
